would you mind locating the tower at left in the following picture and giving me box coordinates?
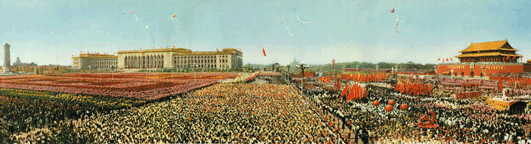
[3,43,10,72]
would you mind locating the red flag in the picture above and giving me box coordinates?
[113,52,115,54]
[263,48,267,56]
[172,45,176,48]
[140,47,141,49]
[521,56,523,63]
[446,58,448,61]
[339,84,350,98]
[80,51,82,53]
[72,55,73,57]
[450,58,453,61]
[346,86,356,102]
[438,58,440,61]
[216,48,219,52]
[513,55,516,59]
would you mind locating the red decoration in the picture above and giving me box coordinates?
[385,105,393,112]
[388,100,395,106]
[400,104,408,110]
[373,100,380,106]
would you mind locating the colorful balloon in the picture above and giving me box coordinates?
[146,26,148,29]
[385,105,393,112]
[373,100,380,106]
[391,8,394,13]
[173,14,176,18]
[400,104,408,110]
[281,20,284,23]
[132,10,135,13]
[388,100,395,106]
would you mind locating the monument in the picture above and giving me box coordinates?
[3,43,10,72]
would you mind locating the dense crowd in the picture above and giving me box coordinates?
[9,84,347,143]
[311,84,530,143]
[3,73,531,143]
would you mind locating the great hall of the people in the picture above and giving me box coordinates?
[72,48,243,70]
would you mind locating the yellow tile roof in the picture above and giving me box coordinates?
[459,40,519,53]
[455,52,522,58]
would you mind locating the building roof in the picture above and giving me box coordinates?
[72,54,118,59]
[455,52,522,58]
[459,39,518,53]
[117,48,192,54]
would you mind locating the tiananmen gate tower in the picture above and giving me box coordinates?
[437,39,531,77]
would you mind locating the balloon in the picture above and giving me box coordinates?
[400,104,408,110]
[391,8,395,13]
[385,105,393,112]
[173,14,176,18]
[388,100,395,106]
[146,26,148,29]
[372,100,380,106]
[132,10,134,13]
[281,20,284,23]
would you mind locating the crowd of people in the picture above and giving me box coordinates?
[3,72,531,143]
[308,83,531,143]
[5,83,349,143]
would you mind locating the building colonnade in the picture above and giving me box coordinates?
[124,55,164,69]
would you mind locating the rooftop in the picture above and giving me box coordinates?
[459,39,518,53]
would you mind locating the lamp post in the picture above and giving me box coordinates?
[286,65,291,84]
[394,64,399,74]
[297,62,310,98]
[375,65,379,72]
[111,65,115,79]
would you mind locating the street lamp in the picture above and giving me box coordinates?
[297,62,310,98]
[286,65,291,84]
[394,64,399,74]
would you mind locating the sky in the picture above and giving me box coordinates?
[0,0,530,66]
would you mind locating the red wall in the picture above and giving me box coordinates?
[437,64,524,77]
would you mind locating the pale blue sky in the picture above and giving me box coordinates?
[0,0,530,66]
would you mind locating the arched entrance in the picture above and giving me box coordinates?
[470,72,474,77]
[461,72,464,77]
[480,73,484,77]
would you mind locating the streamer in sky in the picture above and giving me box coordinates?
[170,14,187,32]
[130,10,140,22]
[394,14,400,33]
[296,15,310,24]
[285,26,294,36]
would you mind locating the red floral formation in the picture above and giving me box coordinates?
[372,100,380,106]
[400,104,408,110]
[385,105,393,112]
[388,100,395,106]
[0,73,238,100]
